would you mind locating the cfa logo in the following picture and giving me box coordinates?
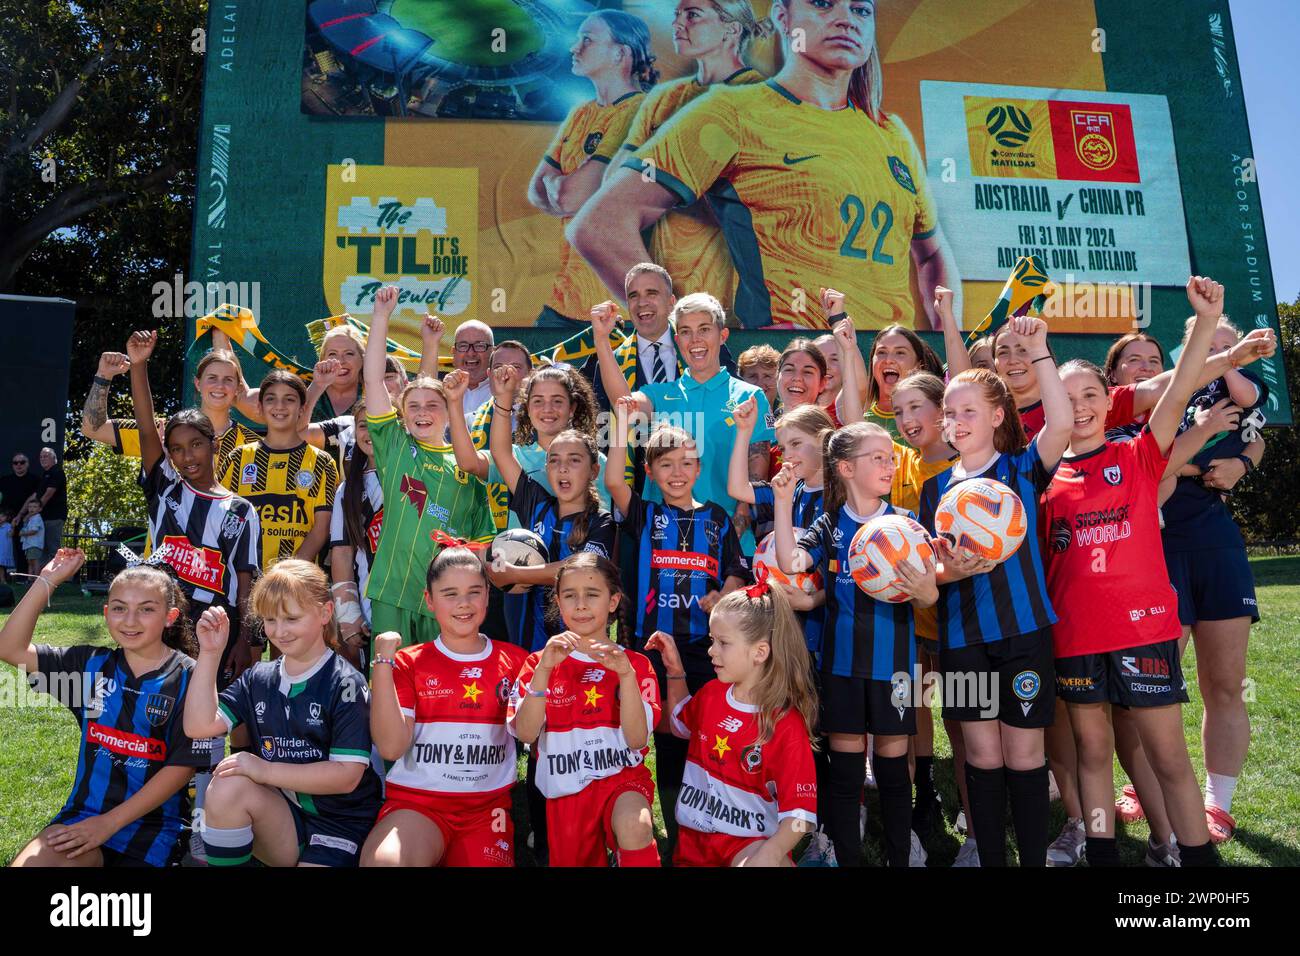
[658,592,702,610]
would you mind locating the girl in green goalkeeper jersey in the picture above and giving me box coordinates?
[361,287,495,650]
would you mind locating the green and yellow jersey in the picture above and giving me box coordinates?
[219,441,338,569]
[620,69,763,304]
[543,90,646,322]
[627,81,938,330]
[365,411,495,617]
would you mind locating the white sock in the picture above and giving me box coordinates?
[1205,772,1238,813]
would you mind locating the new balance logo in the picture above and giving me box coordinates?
[718,716,744,733]
[581,668,606,683]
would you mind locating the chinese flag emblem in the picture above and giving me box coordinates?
[1048,101,1140,183]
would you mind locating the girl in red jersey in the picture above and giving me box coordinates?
[1043,277,1228,868]
[646,582,819,866]
[507,553,661,867]
[362,547,527,867]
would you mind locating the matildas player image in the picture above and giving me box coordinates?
[572,0,961,332]
[528,10,658,331]
[606,1,770,308]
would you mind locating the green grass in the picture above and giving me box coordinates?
[3,556,1297,866]
[387,0,545,66]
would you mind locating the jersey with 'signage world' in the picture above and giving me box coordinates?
[621,490,750,646]
[507,649,660,799]
[671,680,817,840]
[1043,430,1180,658]
[543,91,645,321]
[627,81,937,330]
[386,637,527,810]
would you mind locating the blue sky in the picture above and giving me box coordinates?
[1231,0,1299,303]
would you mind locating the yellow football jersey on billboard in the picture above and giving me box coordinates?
[543,90,645,322]
[621,69,763,304]
[629,81,938,330]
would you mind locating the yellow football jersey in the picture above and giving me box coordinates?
[219,441,338,569]
[543,91,645,321]
[629,81,938,330]
[891,443,955,643]
[620,69,763,305]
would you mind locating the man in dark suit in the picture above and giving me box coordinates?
[578,262,735,493]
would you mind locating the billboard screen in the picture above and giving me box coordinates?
[190,0,1291,423]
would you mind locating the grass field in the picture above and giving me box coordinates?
[2,555,1296,866]
[387,0,546,66]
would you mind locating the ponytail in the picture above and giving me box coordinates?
[948,368,1027,454]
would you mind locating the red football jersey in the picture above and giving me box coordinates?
[671,681,817,839]
[508,649,661,799]
[387,637,528,810]
[1043,430,1180,657]
[1019,384,1137,440]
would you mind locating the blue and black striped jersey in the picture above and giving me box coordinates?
[218,651,382,823]
[32,644,212,866]
[753,480,826,662]
[621,490,750,646]
[508,472,616,652]
[799,501,915,680]
[918,442,1058,649]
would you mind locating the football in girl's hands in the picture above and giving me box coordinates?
[934,478,1027,564]
[848,515,935,603]
[753,530,824,595]
[490,528,549,594]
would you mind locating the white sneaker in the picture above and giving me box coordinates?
[1046,818,1087,867]
[1144,835,1181,867]
[955,810,968,835]
[953,839,981,867]
[908,830,928,867]
[797,831,839,867]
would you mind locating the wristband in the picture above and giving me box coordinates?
[666,673,688,681]
[527,687,548,698]
[93,375,112,387]
[826,311,848,323]
[1031,355,1054,364]
[372,656,397,668]
[334,599,364,626]
[1235,454,1255,475]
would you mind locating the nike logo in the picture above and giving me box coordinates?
[783,153,819,165]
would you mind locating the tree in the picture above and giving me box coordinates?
[0,1,207,439]
[1230,296,1300,544]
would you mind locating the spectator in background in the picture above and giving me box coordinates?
[35,447,67,564]
[0,507,14,584]
[17,501,44,577]
[737,344,781,410]
[0,453,39,515]
[453,320,495,421]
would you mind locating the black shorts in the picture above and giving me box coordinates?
[1056,639,1189,708]
[285,796,372,868]
[939,627,1056,727]
[818,673,916,738]
[1164,547,1259,626]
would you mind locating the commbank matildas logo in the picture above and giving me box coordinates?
[986,104,1033,148]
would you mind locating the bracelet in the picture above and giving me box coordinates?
[527,686,548,698]
[93,375,112,387]
[34,576,54,608]
[1235,454,1255,475]
[1031,355,1055,364]
[666,673,688,681]
[372,656,397,668]
[494,402,513,413]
